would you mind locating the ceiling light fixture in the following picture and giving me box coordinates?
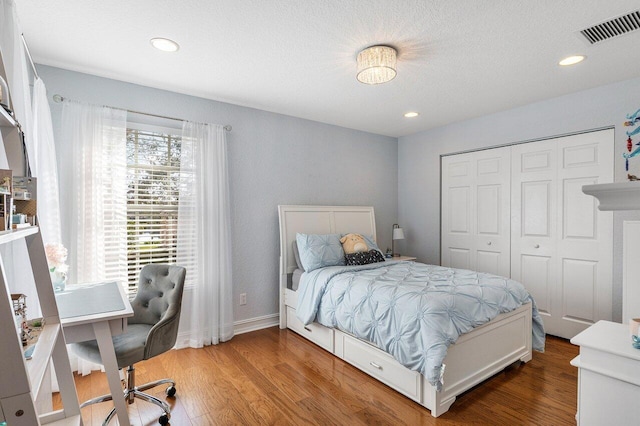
[150,37,180,52]
[404,112,419,118]
[356,45,397,85]
[559,55,586,66]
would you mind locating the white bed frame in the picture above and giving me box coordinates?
[278,205,533,417]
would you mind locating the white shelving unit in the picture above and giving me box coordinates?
[0,62,82,424]
[0,228,82,425]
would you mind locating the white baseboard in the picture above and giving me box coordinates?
[233,313,280,335]
[175,313,280,348]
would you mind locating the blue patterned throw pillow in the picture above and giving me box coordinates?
[296,233,346,272]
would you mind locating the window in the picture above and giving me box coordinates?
[124,128,183,293]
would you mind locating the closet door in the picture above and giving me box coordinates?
[441,153,474,270]
[474,148,511,275]
[511,129,613,339]
[511,140,559,334]
[441,147,510,276]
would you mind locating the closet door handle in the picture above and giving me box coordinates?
[487,241,492,246]
[534,244,540,249]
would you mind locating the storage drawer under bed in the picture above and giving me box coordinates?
[286,306,334,352]
[338,332,422,402]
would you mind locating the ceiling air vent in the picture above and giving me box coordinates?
[579,10,640,44]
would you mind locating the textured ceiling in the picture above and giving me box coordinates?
[14,0,640,137]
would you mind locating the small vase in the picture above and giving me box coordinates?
[50,269,67,293]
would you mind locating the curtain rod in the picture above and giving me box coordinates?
[21,33,39,80]
[51,94,232,132]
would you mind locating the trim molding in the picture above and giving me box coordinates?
[234,313,280,335]
[174,313,280,348]
[440,125,614,158]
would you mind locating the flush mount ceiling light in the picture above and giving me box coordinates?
[356,45,397,85]
[404,112,419,118]
[150,37,180,52]
[559,55,586,66]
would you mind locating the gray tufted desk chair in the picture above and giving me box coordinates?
[70,264,186,426]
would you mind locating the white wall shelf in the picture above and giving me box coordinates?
[582,181,640,211]
[0,226,38,244]
[0,106,17,128]
[25,322,61,397]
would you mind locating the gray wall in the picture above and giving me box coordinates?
[37,65,398,324]
[398,76,640,322]
[40,63,640,325]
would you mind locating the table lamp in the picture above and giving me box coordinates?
[392,224,405,257]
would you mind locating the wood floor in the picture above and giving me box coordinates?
[56,327,579,425]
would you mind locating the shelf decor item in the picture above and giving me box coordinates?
[44,243,69,292]
[12,176,37,227]
[0,169,12,231]
[11,293,29,345]
[623,107,640,180]
[0,75,9,111]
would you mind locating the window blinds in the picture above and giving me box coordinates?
[121,128,185,293]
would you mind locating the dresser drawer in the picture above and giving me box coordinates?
[342,333,421,402]
[286,306,334,352]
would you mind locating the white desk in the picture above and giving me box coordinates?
[56,282,134,426]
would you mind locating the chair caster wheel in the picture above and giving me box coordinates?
[166,385,176,397]
[159,414,170,425]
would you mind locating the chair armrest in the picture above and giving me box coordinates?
[143,307,181,359]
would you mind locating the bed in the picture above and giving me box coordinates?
[278,205,543,417]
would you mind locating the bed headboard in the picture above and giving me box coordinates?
[278,205,377,327]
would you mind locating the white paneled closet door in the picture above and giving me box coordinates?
[511,129,613,339]
[441,146,511,277]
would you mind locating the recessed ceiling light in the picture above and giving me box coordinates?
[404,112,419,118]
[559,55,586,66]
[150,38,180,52]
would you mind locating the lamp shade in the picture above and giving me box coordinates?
[392,227,405,240]
[356,45,397,85]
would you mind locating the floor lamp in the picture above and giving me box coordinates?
[392,224,405,257]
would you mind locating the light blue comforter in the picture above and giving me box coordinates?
[296,261,545,389]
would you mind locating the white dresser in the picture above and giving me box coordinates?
[570,320,640,426]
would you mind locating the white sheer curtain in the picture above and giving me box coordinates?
[177,121,233,347]
[32,78,61,244]
[62,100,128,286]
[61,100,128,375]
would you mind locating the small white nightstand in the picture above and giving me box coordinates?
[392,255,416,262]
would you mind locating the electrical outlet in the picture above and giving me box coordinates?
[240,293,247,306]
